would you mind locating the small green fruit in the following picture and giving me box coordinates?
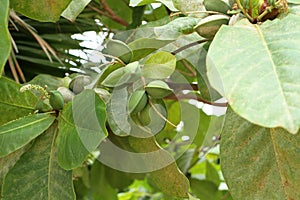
[103,39,133,64]
[128,90,148,114]
[69,75,92,94]
[49,90,64,110]
[145,80,173,99]
[194,15,229,39]
[138,99,167,133]
[203,0,231,15]
[57,87,74,103]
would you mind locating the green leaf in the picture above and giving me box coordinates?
[61,0,91,21]
[289,0,300,3]
[207,14,300,133]
[28,74,63,91]
[129,136,190,198]
[0,113,55,158]
[154,17,200,40]
[0,144,31,197]
[1,122,75,200]
[128,38,173,62]
[221,108,300,199]
[90,161,118,200]
[0,0,10,75]
[190,179,221,200]
[0,77,38,125]
[10,0,72,22]
[129,0,155,7]
[205,161,220,187]
[142,51,176,79]
[57,89,108,170]
[173,0,206,17]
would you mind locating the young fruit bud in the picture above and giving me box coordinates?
[128,90,148,114]
[145,80,173,99]
[49,90,64,110]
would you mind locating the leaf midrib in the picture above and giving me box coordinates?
[254,25,294,130]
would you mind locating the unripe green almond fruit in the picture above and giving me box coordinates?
[49,90,64,110]
[145,80,173,99]
[138,99,167,133]
[103,39,133,64]
[69,75,92,94]
[57,87,74,103]
[204,0,231,15]
[128,90,148,114]
[194,15,229,39]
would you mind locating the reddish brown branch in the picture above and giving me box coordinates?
[165,94,228,107]
[99,0,129,26]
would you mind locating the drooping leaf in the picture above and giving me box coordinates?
[0,113,55,157]
[2,122,75,200]
[173,0,206,17]
[57,89,108,170]
[207,14,300,133]
[129,136,190,198]
[0,77,38,125]
[142,51,176,79]
[0,0,10,75]
[10,0,72,22]
[61,0,91,21]
[221,108,300,199]
[0,144,31,197]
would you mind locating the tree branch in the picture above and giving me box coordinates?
[164,93,228,107]
[99,0,129,26]
[171,39,210,55]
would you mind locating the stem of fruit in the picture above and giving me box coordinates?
[256,0,283,22]
[148,99,177,128]
[236,0,255,22]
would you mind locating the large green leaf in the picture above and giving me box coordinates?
[0,144,31,197]
[221,108,300,199]
[10,0,72,22]
[0,0,10,75]
[129,136,190,198]
[57,89,108,170]
[1,122,75,200]
[0,77,38,125]
[0,113,55,157]
[142,51,176,79]
[61,0,91,21]
[207,14,300,133]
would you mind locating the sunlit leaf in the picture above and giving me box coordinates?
[207,14,300,133]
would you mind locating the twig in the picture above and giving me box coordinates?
[8,56,19,83]
[148,99,177,128]
[236,0,254,22]
[171,39,209,55]
[99,0,129,26]
[11,51,26,82]
[165,94,228,107]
